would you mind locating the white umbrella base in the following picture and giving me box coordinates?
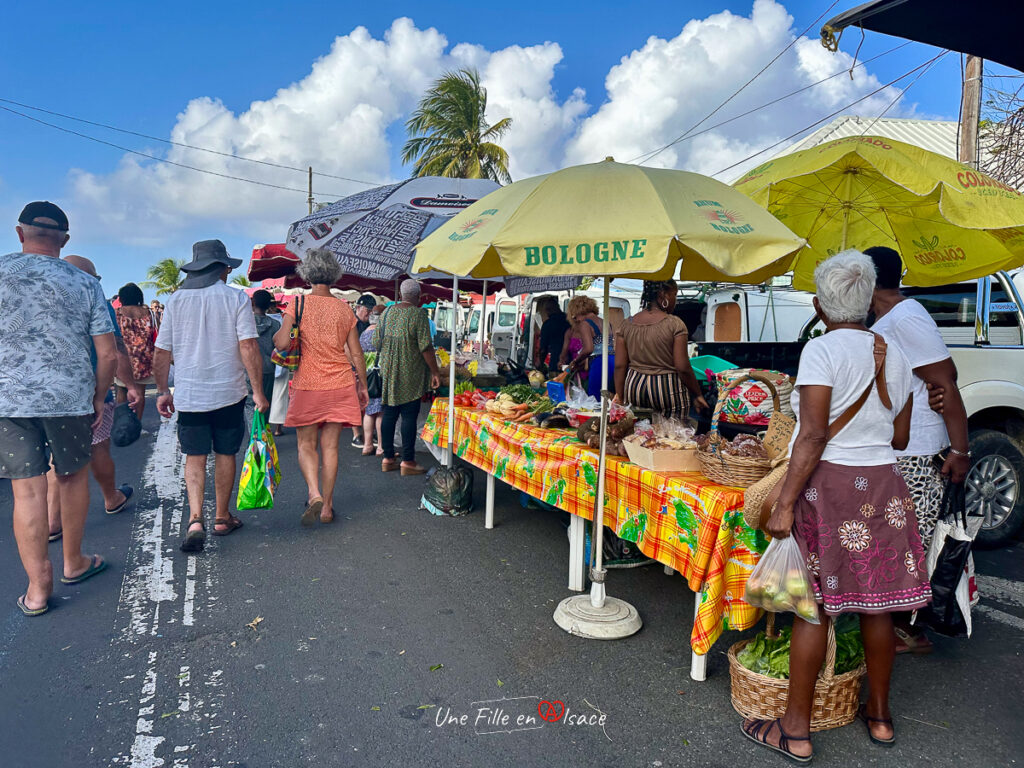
[553,595,642,640]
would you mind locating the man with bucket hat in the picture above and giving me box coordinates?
[1,202,117,615]
[153,239,268,553]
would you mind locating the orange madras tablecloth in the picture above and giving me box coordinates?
[422,400,769,654]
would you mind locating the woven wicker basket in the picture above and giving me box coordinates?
[728,614,865,732]
[697,372,776,488]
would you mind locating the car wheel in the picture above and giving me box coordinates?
[968,429,1024,548]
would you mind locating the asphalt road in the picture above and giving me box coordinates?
[1,401,1022,768]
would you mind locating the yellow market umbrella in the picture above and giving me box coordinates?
[410,158,806,283]
[733,136,1024,291]
[412,158,804,646]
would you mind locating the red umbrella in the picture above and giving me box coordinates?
[247,244,502,299]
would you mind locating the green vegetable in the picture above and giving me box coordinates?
[499,384,538,403]
[737,625,864,679]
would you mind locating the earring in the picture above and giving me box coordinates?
[660,300,669,310]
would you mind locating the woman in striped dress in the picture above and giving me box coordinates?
[613,281,708,420]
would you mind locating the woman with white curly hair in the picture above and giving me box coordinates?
[741,250,930,761]
[273,248,368,526]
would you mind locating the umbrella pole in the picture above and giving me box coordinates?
[447,276,459,468]
[478,280,487,361]
[553,278,641,640]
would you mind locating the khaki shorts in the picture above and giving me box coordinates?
[0,415,94,479]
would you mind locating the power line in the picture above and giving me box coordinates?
[631,0,842,165]
[0,96,380,187]
[859,52,945,136]
[629,41,911,163]
[710,50,949,179]
[0,103,354,198]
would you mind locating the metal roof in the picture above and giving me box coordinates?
[776,116,968,159]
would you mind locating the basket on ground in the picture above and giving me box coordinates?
[727,613,865,732]
[697,372,779,487]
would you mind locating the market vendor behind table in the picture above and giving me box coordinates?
[613,280,708,421]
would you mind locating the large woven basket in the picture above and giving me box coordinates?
[697,372,776,488]
[728,614,865,732]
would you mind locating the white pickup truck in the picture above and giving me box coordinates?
[694,271,1024,547]
[904,272,1024,546]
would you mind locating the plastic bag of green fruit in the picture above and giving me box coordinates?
[744,536,820,624]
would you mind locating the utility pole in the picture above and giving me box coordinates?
[307,166,314,214]
[959,56,983,169]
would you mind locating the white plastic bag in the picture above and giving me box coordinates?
[744,536,820,624]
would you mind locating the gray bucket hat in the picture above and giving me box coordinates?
[180,239,243,289]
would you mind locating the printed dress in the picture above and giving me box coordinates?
[793,461,932,615]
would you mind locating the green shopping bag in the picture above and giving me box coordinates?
[236,411,280,510]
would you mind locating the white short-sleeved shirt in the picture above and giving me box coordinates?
[871,298,951,457]
[155,281,258,413]
[789,329,913,466]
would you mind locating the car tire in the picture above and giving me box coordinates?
[968,429,1024,548]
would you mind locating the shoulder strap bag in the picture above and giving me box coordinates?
[365,308,391,399]
[744,333,889,531]
[270,296,304,371]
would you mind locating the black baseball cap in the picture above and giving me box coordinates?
[18,201,69,232]
[356,294,377,309]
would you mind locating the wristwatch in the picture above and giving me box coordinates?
[157,390,172,398]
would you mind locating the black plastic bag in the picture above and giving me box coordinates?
[915,481,972,637]
[111,403,142,447]
[421,465,474,516]
[366,366,382,399]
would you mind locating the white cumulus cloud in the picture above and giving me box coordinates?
[68,1,913,254]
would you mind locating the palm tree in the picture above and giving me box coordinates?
[402,68,513,184]
[143,258,184,296]
[230,275,252,287]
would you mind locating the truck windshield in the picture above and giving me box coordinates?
[906,285,1018,328]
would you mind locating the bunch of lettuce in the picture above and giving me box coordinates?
[736,617,865,679]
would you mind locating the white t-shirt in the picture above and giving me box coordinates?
[871,299,951,457]
[789,329,913,466]
[155,282,258,412]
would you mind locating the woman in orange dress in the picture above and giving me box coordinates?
[274,248,368,526]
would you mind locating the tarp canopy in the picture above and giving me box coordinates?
[247,244,502,300]
[823,0,1023,72]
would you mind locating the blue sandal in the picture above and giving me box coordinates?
[105,485,134,514]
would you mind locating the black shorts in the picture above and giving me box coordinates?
[177,399,246,456]
[0,415,94,479]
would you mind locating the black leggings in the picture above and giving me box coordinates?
[380,399,421,463]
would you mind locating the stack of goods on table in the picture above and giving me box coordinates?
[622,416,700,471]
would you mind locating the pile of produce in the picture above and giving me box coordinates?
[736,619,865,679]
[574,403,635,455]
[485,389,555,423]
[694,432,769,459]
[450,389,497,408]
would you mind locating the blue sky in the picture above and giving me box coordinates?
[0,0,1004,297]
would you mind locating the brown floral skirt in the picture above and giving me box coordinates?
[793,461,932,616]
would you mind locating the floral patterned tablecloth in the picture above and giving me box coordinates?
[422,400,769,655]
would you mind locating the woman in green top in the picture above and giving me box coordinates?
[373,279,441,475]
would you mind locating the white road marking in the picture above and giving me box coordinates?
[976,574,1024,608]
[183,558,197,627]
[975,604,1024,632]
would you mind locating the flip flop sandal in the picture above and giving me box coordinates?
[48,529,63,543]
[17,595,49,617]
[858,705,896,747]
[740,718,813,764]
[105,485,135,515]
[61,554,108,585]
[301,498,323,527]
[212,516,244,536]
[180,520,206,553]
[894,627,934,655]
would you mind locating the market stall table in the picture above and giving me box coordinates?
[422,399,769,680]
